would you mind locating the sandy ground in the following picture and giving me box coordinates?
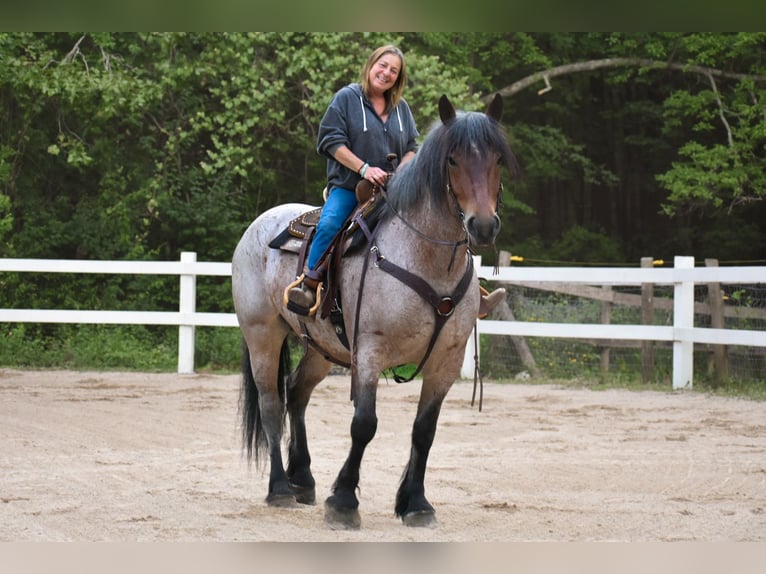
[1,368,765,542]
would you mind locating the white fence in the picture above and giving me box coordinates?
[464,256,766,388]
[1,253,764,388]
[0,252,236,374]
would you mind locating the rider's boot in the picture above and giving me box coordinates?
[478,286,506,319]
[286,267,323,320]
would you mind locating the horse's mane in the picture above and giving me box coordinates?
[386,109,519,213]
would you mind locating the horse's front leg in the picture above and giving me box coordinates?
[395,378,451,527]
[324,373,378,530]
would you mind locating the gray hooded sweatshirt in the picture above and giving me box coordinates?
[316,83,419,192]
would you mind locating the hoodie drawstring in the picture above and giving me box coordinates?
[360,94,403,133]
[360,94,368,132]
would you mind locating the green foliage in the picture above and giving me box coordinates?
[0,324,176,370]
[194,327,242,372]
[0,323,249,372]
[550,225,624,264]
[3,32,764,270]
[656,33,766,218]
[0,324,50,366]
[510,123,619,187]
[658,141,766,216]
[0,192,11,242]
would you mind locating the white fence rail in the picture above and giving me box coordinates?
[0,252,236,373]
[1,253,765,388]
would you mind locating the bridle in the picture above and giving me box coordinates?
[447,181,504,239]
[446,176,505,273]
[376,169,504,271]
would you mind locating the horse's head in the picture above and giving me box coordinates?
[439,94,515,247]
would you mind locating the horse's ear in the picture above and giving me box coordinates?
[439,95,456,123]
[487,93,503,122]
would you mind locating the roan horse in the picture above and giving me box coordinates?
[231,94,518,529]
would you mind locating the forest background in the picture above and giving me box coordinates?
[1,32,765,372]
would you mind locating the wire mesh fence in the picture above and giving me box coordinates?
[479,281,766,385]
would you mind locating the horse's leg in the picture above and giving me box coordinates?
[241,334,297,508]
[324,368,379,530]
[395,376,452,527]
[285,348,331,505]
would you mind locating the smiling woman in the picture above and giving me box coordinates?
[286,44,420,316]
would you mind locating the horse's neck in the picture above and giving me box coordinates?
[382,199,470,279]
[414,194,465,242]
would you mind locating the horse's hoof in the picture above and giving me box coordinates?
[265,492,299,508]
[290,483,316,506]
[324,500,361,530]
[402,510,437,528]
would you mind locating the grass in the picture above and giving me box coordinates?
[484,372,766,401]
[1,324,764,400]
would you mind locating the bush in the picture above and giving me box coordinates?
[0,324,177,371]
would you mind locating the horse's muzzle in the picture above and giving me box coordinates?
[465,213,501,247]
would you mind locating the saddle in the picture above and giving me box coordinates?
[267,207,322,254]
[268,180,380,254]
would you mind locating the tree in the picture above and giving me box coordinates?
[2,32,765,277]
[0,32,480,312]
[462,33,766,262]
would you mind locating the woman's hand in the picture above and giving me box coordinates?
[363,165,389,187]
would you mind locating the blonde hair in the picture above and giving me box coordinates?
[359,45,407,113]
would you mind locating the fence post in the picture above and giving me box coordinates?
[640,257,655,383]
[178,251,197,374]
[672,256,695,389]
[599,286,611,373]
[705,258,729,386]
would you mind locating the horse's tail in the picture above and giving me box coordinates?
[239,337,290,465]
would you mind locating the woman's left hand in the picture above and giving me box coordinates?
[364,166,389,187]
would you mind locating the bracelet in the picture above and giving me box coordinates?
[358,162,369,178]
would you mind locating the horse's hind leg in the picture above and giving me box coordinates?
[285,348,332,505]
[240,333,297,508]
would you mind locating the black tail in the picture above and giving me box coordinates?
[239,337,291,465]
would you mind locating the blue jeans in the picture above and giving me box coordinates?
[307,186,358,270]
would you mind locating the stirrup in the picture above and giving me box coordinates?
[283,273,323,318]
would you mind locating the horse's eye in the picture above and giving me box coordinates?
[496,156,503,166]
[448,157,457,167]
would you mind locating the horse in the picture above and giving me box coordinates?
[231,94,518,529]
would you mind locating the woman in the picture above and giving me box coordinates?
[288,44,419,317]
